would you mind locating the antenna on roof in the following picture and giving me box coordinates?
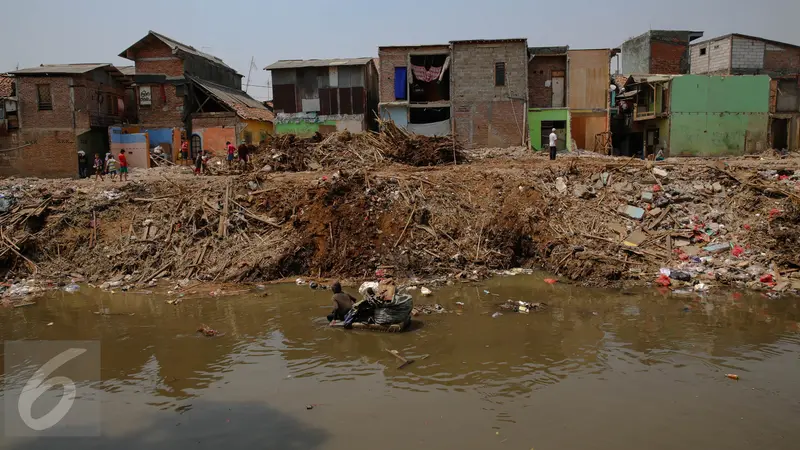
[245,57,258,93]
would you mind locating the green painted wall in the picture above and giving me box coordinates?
[275,120,337,137]
[669,75,770,156]
[528,109,570,151]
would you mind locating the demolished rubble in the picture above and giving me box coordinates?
[1,146,800,301]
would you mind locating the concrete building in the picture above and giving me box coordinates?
[615,74,770,157]
[451,38,528,148]
[621,30,704,75]
[265,58,379,136]
[0,64,130,178]
[378,44,452,136]
[118,30,272,161]
[689,33,800,151]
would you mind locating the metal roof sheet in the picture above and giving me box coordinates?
[264,57,374,70]
[11,63,113,75]
[119,31,237,72]
[116,66,135,76]
[0,75,13,98]
[190,76,274,122]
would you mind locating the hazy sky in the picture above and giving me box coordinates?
[3,0,798,101]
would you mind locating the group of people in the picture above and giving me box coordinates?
[327,277,397,325]
[81,150,129,182]
[180,140,253,176]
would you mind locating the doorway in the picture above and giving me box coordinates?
[771,118,789,150]
[551,71,565,107]
[190,134,202,159]
[541,120,567,150]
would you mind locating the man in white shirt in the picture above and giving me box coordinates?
[548,128,558,160]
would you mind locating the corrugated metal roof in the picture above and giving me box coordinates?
[11,63,113,75]
[190,76,274,122]
[117,66,135,76]
[264,57,374,70]
[118,31,237,72]
[0,75,13,98]
[450,38,527,44]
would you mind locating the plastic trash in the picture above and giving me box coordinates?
[759,274,774,283]
[491,312,502,318]
[295,278,305,285]
[420,287,432,296]
[659,268,671,276]
[456,302,465,306]
[694,283,709,292]
[483,290,490,294]
[63,284,80,293]
[544,278,558,284]
[731,245,744,257]
[726,374,740,380]
[358,281,379,296]
[655,274,671,287]
[669,271,691,282]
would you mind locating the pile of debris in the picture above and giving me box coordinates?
[1,154,799,298]
[253,121,463,173]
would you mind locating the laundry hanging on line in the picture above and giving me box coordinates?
[411,64,444,83]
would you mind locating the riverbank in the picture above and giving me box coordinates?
[1,147,799,303]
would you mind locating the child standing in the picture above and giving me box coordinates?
[93,154,105,181]
[118,149,129,182]
[194,150,204,175]
[105,154,119,181]
[226,141,235,169]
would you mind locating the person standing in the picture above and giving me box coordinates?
[180,140,189,165]
[194,150,204,176]
[226,141,236,169]
[238,143,250,171]
[118,149,129,182]
[78,151,88,178]
[93,154,105,181]
[548,128,558,161]
[105,154,119,182]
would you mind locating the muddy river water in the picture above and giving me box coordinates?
[1,275,799,449]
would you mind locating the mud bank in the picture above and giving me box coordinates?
[1,151,799,300]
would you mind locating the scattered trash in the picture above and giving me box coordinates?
[555,177,567,194]
[726,373,740,380]
[306,404,314,410]
[295,278,306,285]
[420,287,432,296]
[543,278,558,284]
[759,274,774,284]
[655,274,672,287]
[652,167,668,178]
[731,245,744,257]
[197,325,224,337]
[491,312,502,318]
[669,271,692,282]
[456,301,465,306]
[46,322,53,326]
[694,283,709,292]
[358,281,380,296]
[618,204,645,220]
[62,284,80,293]
[703,243,730,254]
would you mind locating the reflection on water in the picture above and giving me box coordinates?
[1,275,799,450]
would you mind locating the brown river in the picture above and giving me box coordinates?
[1,275,799,449]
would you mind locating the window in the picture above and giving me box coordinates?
[243,131,253,144]
[37,84,52,110]
[495,62,506,86]
[699,47,707,56]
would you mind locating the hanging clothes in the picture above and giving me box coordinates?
[411,64,443,83]
[437,56,451,82]
[394,67,407,99]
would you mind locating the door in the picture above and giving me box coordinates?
[190,134,202,160]
[552,76,565,107]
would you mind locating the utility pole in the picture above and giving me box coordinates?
[245,57,256,93]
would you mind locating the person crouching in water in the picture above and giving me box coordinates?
[327,281,357,322]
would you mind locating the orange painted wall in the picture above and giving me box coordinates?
[197,127,236,156]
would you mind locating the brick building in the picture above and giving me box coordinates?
[621,30,704,75]
[0,64,130,178]
[451,39,528,148]
[118,31,272,159]
[527,47,569,150]
[265,58,379,136]
[378,44,452,136]
[690,33,800,151]
[0,74,18,136]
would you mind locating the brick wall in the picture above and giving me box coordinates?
[528,55,566,108]
[691,37,731,74]
[15,76,74,129]
[134,40,184,77]
[452,41,527,148]
[137,84,184,127]
[192,113,237,129]
[378,46,450,103]
[0,130,78,178]
[764,44,800,75]
[650,41,686,74]
[731,36,766,70]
